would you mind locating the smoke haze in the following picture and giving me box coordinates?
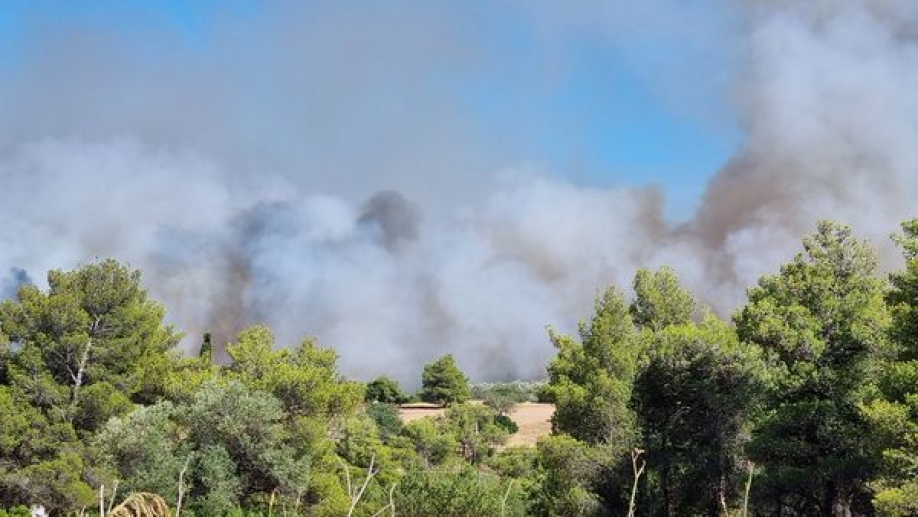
[1,1,916,382]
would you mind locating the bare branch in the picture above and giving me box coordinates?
[628,448,646,517]
[175,455,192,517]
[368,483,397,517]
[742,461,755,517]
[501,480,515,517]
[68,337,93,422]
[108,480,119,514]
[347,454,376,517]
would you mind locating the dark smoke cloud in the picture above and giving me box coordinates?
[1,2,916,383]
[358,191,420,252]
[1,268,32,299]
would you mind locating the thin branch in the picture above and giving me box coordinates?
[369,484,397,517]
[347,455,376,517]
[68,336,93,422]
[501,480,515,517]
[107,480,119,514]
[175,455,192,517]
[628,448,646,517]
[742,461,755,517]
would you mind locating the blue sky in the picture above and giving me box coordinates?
[0,1,742,220]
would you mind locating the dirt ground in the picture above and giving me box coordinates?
[397,401,555,447]
[397,402,447,423]
[504,402,554,447]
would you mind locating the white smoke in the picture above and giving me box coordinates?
[1,2,916,382]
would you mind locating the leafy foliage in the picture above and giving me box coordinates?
[420,354,470,405]
[736,221,891,516]
[542,286,639,446]
[3,220,918,516]
[0,260,179,513]
[630,266,695,331]
[869,219,918,515]
[394,466,526,517]
[633,316,763,515]
[364,376,407,404]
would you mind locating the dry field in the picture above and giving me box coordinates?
[397,401,555,447]
[504,402,554,447]
[398,402,447,423]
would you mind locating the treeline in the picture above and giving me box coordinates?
[0,219,916,516]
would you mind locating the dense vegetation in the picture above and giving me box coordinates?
[1,219,917,516]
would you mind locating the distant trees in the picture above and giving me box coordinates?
[420,354,470,405]
[479,383,530,415]
[365,376,407,404]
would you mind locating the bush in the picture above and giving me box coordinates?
[0,506,31,517]
[365,402,404,442]
[394,467,527,517]
[475,383,534,415]
[494,414,519,434]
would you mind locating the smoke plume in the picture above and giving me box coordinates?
[1,268,32,299]
[1,2,916,382]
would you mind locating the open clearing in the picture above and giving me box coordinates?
[398,402,555,447]
[504,402,554,447]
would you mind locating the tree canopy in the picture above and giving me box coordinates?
[736,221,891,516]
[420,354,470,405]
[3,219,918,516]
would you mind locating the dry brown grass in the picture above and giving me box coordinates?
[397,401,555,447]
[108,492,172,517]
[397,403,446,422]
[504,402,554,447]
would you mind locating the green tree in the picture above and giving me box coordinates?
[401,418,458,468]
[0,260,180,513]
[867,218,918,515]
[443,403,512,464]
[0,259,180,428]
[223,325,365,515]
[365,402,404,443]
[630,266,695,331]
[633,315,763,516]
[735,221,891,516]
[225,325,363,418]
[530,435,619,517]
[98,381,313,514]
[542,286,639,446]
[420,354,470,405]
[479,383,529,416]
[365,376,406,404]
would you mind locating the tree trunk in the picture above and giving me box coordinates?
[717,474,729,516]
[832,491,852,517]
